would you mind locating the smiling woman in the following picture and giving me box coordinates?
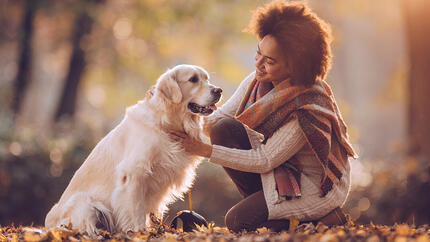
[254,35,290,86]
[246,0,332,87]
[170,0,357,233]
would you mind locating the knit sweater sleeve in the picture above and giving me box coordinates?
[202,72,255,135]
[209,117,306,173]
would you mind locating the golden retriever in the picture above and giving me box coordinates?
[45,64,222,235]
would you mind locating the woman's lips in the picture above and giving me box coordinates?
[256,70,266,77]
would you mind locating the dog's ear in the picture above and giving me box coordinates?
[156,71,182,104]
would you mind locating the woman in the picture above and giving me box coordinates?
[171,0,357,232]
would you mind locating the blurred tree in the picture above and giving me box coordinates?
[54,0,105,121]
[11,0,37,118]
[405,0,430,159]
[403,0,430,224]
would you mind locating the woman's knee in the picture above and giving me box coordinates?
[209,118,251,149]
[210,118,242,141]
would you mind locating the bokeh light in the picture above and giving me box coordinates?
[49,148,63,164]
[9,142,22,156]
[113,18,133,40]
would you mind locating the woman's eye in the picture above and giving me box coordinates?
[255,52,262,61]
[189,75,199,83]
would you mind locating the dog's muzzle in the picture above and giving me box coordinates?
[188,88,222,115]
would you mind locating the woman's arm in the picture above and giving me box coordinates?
[209,117,306,173]
[202,72,255,136]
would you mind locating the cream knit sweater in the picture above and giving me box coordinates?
[204,72,351,221]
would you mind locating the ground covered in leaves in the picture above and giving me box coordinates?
[1,221,430,241]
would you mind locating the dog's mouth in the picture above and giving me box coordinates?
[188,102,218,115]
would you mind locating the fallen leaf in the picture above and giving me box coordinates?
[280,231,291,240]
[356,230,367,236]
[336,230,346,237]
[417,234,430,242]
[394,236,408,242]
[11,233,18,242]
[367,235,380,242]
[24,231,48,242]
[395,225,410,236]
[0,233,7,242]
[256,227,270,234]
[289,216,299,232]
[320,233,338,242]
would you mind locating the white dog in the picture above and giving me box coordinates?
[45,64,222,235]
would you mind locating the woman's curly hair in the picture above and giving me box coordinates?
[245,0,333,86]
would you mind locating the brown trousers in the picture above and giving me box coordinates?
[210,117,290,232]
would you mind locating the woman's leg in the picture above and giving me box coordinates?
[224,190,290,232]
[209,118,289,231]
[209,118,262,198]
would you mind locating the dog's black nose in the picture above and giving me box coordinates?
[211,88,222,95]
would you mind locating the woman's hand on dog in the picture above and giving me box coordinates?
[169,131,213,158]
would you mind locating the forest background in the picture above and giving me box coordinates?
[0,0,429,227]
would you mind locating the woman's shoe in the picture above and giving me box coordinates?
[319,207,347,226]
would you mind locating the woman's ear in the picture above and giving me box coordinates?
[156,70,182,104]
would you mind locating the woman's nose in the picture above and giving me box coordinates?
[255,55,264,69]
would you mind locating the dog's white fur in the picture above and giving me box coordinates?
[45,64,220,235]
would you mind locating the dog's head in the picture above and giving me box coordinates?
[155,64,222,116]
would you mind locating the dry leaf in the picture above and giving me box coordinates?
[336,230,346,237]
[23,231,48,242]
[11,233,18,242]
[256,227,270,234]
[395,224,410,236]
[289,216,299,232]
[1,220,430,241]
[280,231,291,240]
[356,230,367,236]
[0,233,7,242]
[417,234,430,242]
[316,222,329,233]
[194,223,206,233]
[394,236,408,242]
[49,230,63,241]
[320,233,338,242]
[367,235,380,242]
[212,226,230,234]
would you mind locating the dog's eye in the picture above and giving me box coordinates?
[189,75,199,83]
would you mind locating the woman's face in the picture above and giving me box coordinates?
[254,35,290,85]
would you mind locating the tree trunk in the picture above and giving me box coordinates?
[404,0,430,159]
[54,0,103,121]
[403,0,430,225]
[11,0,36,118]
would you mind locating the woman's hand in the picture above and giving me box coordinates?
[169,131,213,158]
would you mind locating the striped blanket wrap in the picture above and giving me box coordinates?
[235,77,357,200]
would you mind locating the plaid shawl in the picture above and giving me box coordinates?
[235,77,357,199]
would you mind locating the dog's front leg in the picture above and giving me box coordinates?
[111,158,152,232]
